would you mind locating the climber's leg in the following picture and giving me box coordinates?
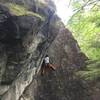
[48,64,56,71]
[40,68,43,76]
[41,65,45,76]
[42,69,45,75]
[41,64,55,76]
[41,65,48,75]
[45,64,50,75]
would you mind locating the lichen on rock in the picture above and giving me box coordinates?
[6,3,44,20]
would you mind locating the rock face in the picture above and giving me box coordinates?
[0,0,90,100]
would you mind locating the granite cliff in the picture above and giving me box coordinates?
[0,0,90,100]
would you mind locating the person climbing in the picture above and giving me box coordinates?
[41,54,56,75]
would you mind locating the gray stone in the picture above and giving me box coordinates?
[0,1,90,100]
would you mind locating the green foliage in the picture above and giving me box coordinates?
[6,3,44,20]
[68,0,100,81]
[68,2,100,60]
[72,0,82,10]
[76,61,100,81]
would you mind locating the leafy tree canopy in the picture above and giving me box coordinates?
[68,0,100,60]
[67,0,100,81]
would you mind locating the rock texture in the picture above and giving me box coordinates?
[0,0,90,100]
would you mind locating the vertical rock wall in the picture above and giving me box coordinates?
[0,0,90,100]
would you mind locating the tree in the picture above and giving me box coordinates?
[67,0,100,60]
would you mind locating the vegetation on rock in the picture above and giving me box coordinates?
[6,3,44,20]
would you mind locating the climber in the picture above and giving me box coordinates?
[41,55,56,75]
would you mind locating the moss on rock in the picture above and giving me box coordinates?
[76,61,100,81]
[6,3,44,20]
